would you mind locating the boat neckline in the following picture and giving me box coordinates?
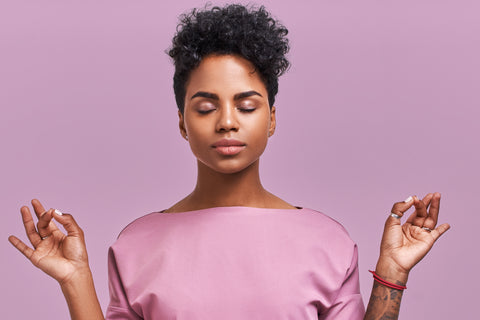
[158,205,304,214]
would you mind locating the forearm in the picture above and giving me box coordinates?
[363,264,408,320]
[364,281,404,320]
[60,270,104,320]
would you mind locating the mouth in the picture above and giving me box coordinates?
[212,139,246,155]
[213,145,246,156]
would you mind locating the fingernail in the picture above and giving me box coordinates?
[54,209,63,216]
[404,196,413,203]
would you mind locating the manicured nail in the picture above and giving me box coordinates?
[404,196,413,203]
[54,209,63,216]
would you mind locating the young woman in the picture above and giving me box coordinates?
[8,4,450,320]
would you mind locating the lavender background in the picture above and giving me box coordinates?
[1,1,477,319]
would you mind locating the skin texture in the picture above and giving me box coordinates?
[364,193,450,319]
[365,281,404,320]
[8,54,450,320]
[182,54,274,175]
[170,54,296,212]
[8,200,104,320]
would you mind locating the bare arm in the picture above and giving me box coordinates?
[364,265,407,320]
[8,199,104,320]
[60,271,104,320]
[363,193,450,320]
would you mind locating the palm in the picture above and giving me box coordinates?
[30,230,87,282]
[379,193,450,274]
[9,199,89,285]
[385,222,435,271]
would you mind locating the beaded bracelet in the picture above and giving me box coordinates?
[369,270,407,291]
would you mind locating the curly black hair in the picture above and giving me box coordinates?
[167,3,290,114]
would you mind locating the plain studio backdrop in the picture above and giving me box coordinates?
[1,1,477,319]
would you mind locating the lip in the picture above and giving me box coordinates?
[212,139,246,147]
[212,139,246,156]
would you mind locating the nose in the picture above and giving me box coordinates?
[215,103,239,132]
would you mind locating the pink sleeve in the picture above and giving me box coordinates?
[105,247,142,320]
[319,244,365,320]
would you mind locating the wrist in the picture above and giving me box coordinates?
[375,257,409,285]
[58,267,104,320]
[59,267,94,291]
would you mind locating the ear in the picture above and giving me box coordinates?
[178,110,188,141]
[268,106,276,137]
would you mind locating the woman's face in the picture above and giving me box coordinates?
[179,54,276,174]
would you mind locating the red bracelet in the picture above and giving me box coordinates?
[369,270,407,291]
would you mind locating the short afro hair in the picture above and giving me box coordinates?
[167,3,290,114]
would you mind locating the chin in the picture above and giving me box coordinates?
[211,164,250,175]
[201,159,258,175]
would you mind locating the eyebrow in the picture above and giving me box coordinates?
[190,90,263,101]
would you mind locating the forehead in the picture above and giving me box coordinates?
[185,54,268,98]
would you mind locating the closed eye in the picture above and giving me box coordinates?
[198,109,214,114]
[238,108,256,113]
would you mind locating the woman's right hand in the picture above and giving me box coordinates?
[8,199,90,286]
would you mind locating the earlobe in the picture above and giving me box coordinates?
[268,106,276,137]
[178,110,188,141]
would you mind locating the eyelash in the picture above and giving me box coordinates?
[239,108,256,113]
[197,107,256,114]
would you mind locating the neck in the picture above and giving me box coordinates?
[188,159,270,208]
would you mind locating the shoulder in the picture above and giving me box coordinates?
[296,207,357,258]
[300,207,359,269]
[110,207,356,253]
[115,211,164,240]
[300,207,353,238]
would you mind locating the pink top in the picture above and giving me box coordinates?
[106,206,365,320]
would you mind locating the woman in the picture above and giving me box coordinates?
[8,4,450,320]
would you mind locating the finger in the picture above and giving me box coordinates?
[386,196,415,228]
[418,193,437,230]
[390,196,415,218]
[31,199,60,233]
[410,196,429,227]
[8,235,35,260]
[406,193,434,225]
[36,209,55,238]
[20,206,42,247]
[430,223,451,242]
[424,192,441,229]
[52,211,84,238]
[421,193,434,211]
[31,198,47,219]
[405,195,427,224]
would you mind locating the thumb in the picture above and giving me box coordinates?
[52,210,84,239]
[385,196,415,228]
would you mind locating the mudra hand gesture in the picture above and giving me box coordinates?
[8,199,89,286]
[376,192,451,283]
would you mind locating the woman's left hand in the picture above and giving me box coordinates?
[375,192,451,283]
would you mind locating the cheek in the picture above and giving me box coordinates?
[245,119,270,145]
[185,117,206,137]
[184,121,206,151]
[254,114,271,134]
